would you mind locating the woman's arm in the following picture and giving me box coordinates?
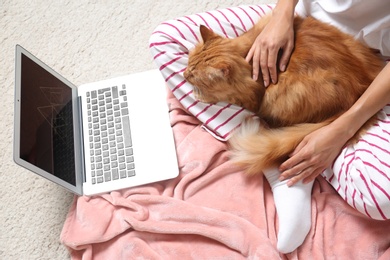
[246,0,298,86]
[279,62,390,186]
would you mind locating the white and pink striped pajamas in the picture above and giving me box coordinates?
[149,3,390,220]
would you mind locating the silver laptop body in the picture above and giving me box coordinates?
[14,45,179,196]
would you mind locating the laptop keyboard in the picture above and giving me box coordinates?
[86,85,136,184]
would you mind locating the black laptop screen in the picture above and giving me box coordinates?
[20,53,76,186]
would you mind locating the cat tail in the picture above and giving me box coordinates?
[228,117,333,175]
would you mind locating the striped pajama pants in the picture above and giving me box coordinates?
[149,4,390,220]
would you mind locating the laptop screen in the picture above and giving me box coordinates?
[19,53,77,186]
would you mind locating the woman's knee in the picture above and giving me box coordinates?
[350,170,390,220]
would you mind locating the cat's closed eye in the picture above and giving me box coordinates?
[183,67,195,81]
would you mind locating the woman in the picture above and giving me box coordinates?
[149,0,390,252]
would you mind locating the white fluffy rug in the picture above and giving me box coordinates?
[1,0,274,259]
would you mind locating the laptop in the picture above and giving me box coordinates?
[13,45,179,196]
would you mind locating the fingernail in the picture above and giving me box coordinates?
[281,64,286,72]
[279,176,285,181]
[253,75,258,81]
[287,180,293,187]
[263,81,268,87]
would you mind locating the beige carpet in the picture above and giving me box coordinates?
[0,0,275,259]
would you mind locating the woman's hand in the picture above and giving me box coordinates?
[245,0,297,86]
[279,123,348,186]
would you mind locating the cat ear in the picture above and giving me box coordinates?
[221,67,230,77]
[217,63,231,77]
[208,64,231,80]
[200,25,219,42]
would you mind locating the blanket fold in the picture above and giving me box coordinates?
[61,87,390,259]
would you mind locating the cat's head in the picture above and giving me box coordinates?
[184,25,261,110]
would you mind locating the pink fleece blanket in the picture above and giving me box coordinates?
[61,87,390,259]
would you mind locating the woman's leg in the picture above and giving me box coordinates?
[322,104,390,220]
[149,4,274,140]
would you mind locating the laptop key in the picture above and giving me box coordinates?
[121,108,128,116]
[112,168,119,180]
[128,170,135,177]
[122,116,132,147]
[126,148,133,156]
[112,86,118,98]
[104,171,111,181]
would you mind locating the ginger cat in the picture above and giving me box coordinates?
[183,15,384,175]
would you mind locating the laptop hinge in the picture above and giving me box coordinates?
[77,96,87,183]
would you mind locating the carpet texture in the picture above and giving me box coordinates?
[0,0,275,259]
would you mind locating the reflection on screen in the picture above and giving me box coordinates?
[20,54,76,185]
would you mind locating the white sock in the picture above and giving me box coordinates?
[263,167,314,254]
